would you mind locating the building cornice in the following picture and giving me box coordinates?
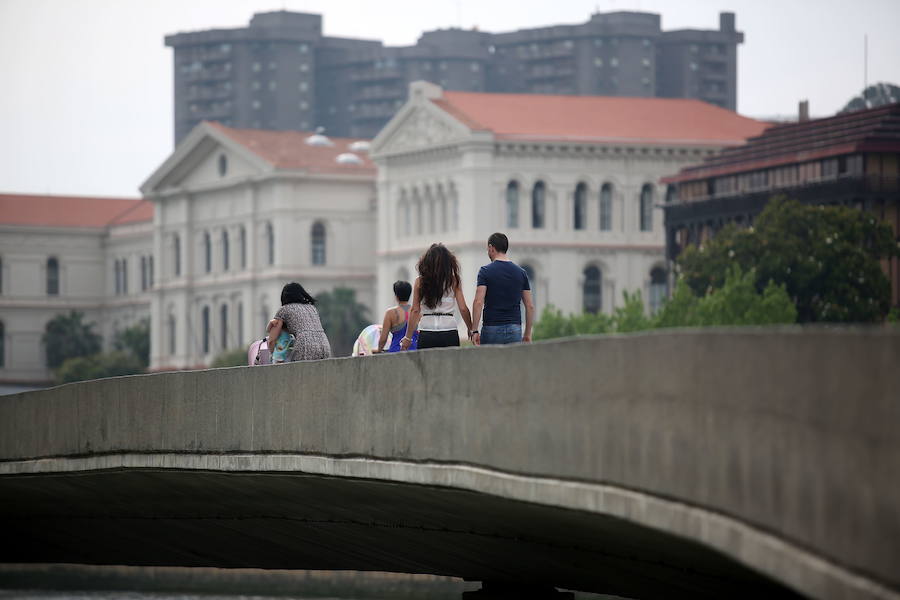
[379,239,665,257]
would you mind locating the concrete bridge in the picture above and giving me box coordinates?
[1,329,898,600]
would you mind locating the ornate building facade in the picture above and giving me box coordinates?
[0,194,153,383]
[141,122,377,370]
[370,82,767,321]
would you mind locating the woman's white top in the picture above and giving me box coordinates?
[419,295,457,331]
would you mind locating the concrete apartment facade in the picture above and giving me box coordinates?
[166,10,743,142]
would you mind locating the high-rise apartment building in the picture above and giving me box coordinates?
[166,10,743,143]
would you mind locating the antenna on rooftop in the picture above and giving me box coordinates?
[864,34,869,105]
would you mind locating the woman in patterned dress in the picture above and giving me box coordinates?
[266,282,332,362]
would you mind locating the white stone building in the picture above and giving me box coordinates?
[1,87,768,384]
[0,194,154,383]
[370,82,767,319]
[141,122,376,370]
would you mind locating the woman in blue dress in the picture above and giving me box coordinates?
[373,280,418,353]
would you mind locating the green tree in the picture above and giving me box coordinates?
[211,348,248,368]
[657,266,797,327]
[678,196,898,322]
[56,351,144,384]
[113,318,150,367]
[42,311,102,368]
[612,290,655,332]
[533,267,796,341]
[316,287,370,357]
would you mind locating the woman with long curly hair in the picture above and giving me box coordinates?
[400,243,474,350]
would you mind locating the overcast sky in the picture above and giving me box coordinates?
[1,0,898,198]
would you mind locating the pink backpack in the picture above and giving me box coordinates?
[247,338,271,366]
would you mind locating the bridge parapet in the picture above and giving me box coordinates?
[1,329,898,600]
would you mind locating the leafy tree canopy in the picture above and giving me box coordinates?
[677,196,898,323]
[211,348,248,368]
[113,318,150,367]
[42,311,102,368]
[533,266,796,341]
[316,287,370,357]
[56,351,144,384]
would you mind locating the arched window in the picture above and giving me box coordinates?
[532,181,546,229]
[114,259,121,295]
[426,193,435,234]
[265,222,274,265]
[222,230,229,271]
[0,320,5,367]
[121,258,128,294]
[506,181,519,228]
[451,187,459,231]
[218,154,228,177]
[438,188,448,232]
[46,257,59,295]
[649,267,668,314]
[148,255,154,289]
[220,304,228,350]
[311,221,326,265]
[640,184,654,232]
[168,314,176,356]
[239,226,247,269]
[173,234,181,277]
[141,256,148,291]
[237,302,244,346]
[203,231,212,273]
[402,200,411,236]
[583,266,602,314]
[201,306,210,355]
[574,182,587,230]
[665,184,677,204]
[600,183,613,231]
[414,196,423,235]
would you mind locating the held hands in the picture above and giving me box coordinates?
[399,336,412,350]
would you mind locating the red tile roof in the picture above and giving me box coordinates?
[208,122,375,174]
[432,91,768,146]
[0,194,151,228]
[663,102,900,183]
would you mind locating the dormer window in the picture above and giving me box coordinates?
[218,154,228,176]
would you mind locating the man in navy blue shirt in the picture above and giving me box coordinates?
[470,232,534,345]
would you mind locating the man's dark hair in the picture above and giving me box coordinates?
[281,282,316,305]
[393,280,412,302]
[488,232,509,253]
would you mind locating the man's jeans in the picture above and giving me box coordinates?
[480,323,522,345]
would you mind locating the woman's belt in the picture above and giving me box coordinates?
[423,312,454,316]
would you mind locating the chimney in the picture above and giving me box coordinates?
[798,100,810,122]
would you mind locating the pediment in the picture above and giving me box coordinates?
[141,124,270,195]
[374,104,472,156]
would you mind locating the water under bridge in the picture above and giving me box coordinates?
[0,329,897,600]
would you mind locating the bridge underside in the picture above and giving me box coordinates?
[1,468,803,600]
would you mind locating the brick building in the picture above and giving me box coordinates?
[662,102,900,308]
